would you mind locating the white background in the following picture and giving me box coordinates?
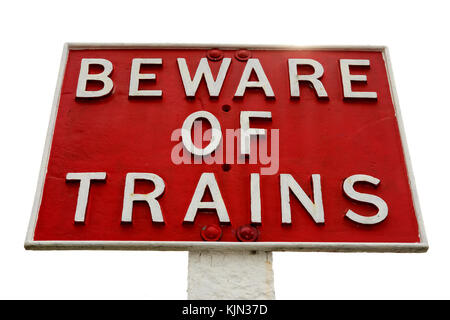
[0,0,448,299]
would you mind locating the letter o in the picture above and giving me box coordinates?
[181,111,222,156]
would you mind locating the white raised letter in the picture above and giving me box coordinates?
[280,174,324,224]
[343,174,388,224]
[76,59,113,98]
[177,58,231,97]
[66,172,106,223]
[340,59,377,99]
[251,173,262,223]
[288,59,328,98]
[240,111,272,155]
[121,173,165,223]
[235,59,274,97]
[184,173,230,223]
[129,58,162,97]
[182,111,222,156]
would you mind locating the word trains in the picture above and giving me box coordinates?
[67,172,388,226]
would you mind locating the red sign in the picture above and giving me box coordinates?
[25,44,427,252]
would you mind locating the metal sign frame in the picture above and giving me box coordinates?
[25,43,428,252]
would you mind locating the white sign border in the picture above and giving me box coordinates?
[24,43,428,253]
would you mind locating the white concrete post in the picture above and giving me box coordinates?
[187,250,275,299]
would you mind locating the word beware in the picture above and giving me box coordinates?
[76,57,377,99]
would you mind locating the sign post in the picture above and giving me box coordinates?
[25,44,427,299]
[188,251,274,299]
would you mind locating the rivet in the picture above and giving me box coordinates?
[236,225,259,242]
[207,49,224,61]
[235,49,252,61]
[201,224,223,241]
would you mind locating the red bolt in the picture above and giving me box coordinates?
[235,49,252,61]
[201,224,222,241]
[207,49,224,61]
[236,225,259,242]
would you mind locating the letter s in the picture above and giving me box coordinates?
[343,174,388,225]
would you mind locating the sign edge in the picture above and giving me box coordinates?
[24,44,428,253]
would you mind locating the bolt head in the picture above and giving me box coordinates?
[207,49,224,61]
[236,225,259,242]
[235,49,252,61]
[201,224,222,241]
